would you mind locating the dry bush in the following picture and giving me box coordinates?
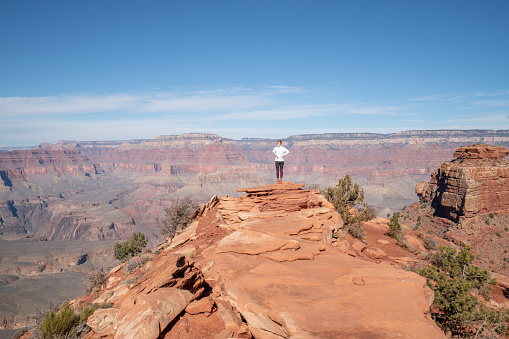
[87,271,107,292]
[347,222,365,240]
[158,196,199,238]
[422,236,438,251]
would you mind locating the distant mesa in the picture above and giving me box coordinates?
[155,133,223,140]
[416,144,509,221]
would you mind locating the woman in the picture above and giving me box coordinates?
[272,139,289,184]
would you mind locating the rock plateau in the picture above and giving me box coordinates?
[68,183,445,339]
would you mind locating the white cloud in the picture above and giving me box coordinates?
[1,86,509,146]
[0,94,138,116]
[472,99,509,107]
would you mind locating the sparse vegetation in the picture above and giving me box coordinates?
[158,196,199,238]
[114,232,148,263]
[87,271,107,292]
[386,212,403,240]
[418,246,508,337]
[40,303,97,339]
[124,256,143,274]
[318,175,375,225]
[347,222,365,240]
[422,236,438,251]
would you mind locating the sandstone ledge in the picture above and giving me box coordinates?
[79,183,444,338]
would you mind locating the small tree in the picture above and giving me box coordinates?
[419,246,503,336]
[320,175,372,225]
[159,196,199,238]
[387,212,402,239]
[114,232,148,263]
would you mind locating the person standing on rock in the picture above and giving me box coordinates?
[272,139,289,184]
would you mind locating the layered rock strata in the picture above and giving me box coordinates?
[79,183,444,338]
[416,144,509,221]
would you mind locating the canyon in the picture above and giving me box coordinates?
[2,129,509,244]
[2,129,509,334]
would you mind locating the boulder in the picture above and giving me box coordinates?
[115,288,194,338]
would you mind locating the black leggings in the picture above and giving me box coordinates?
[275,161,284,179]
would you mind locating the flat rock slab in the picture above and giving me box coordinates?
[209,249,444,339]
[237,182,306,193]
[215,230,300,255]
[206,182,445,338]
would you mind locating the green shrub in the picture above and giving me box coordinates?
[158,196,199,238]
[319,175,374,225]
[496,231,502,238]
[114,232,148,263]
[386,213,402,240]
[489,212,495,218]
[419,246,503,336]
[40,303,99,339]
[40,304,78,339]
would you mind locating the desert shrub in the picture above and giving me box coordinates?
[418,246,504,336]
[40,303,96,339]
[123,257,142,274]
[79,305,97,323]
[40,303,77,338]
[87,271,107,292]
[489,212,495,218]
[114,232,148,263]
[319,175,374,225]
[360,205,377,220]
[386,212,402,240]
[140,253,152,264]
[347,222,365,240]
[496,231,502,238]
[422,236,438,251]
[158,196,199,238]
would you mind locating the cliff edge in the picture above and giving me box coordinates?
[56,183,443,338]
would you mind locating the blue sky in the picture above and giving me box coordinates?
[1,1,508,146]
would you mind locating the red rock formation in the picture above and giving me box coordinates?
[73,184,444,338]
[416,144,509,221]
[2,131,509,242]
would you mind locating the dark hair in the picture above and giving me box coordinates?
[277,139,282,145]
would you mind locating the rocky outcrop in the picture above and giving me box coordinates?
[84,253,204,339]
[78,183,444,338]
[416,144,509,221]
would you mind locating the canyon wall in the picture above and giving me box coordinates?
[1,130,509,242]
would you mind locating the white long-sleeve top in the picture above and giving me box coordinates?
[272,146,289,162]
